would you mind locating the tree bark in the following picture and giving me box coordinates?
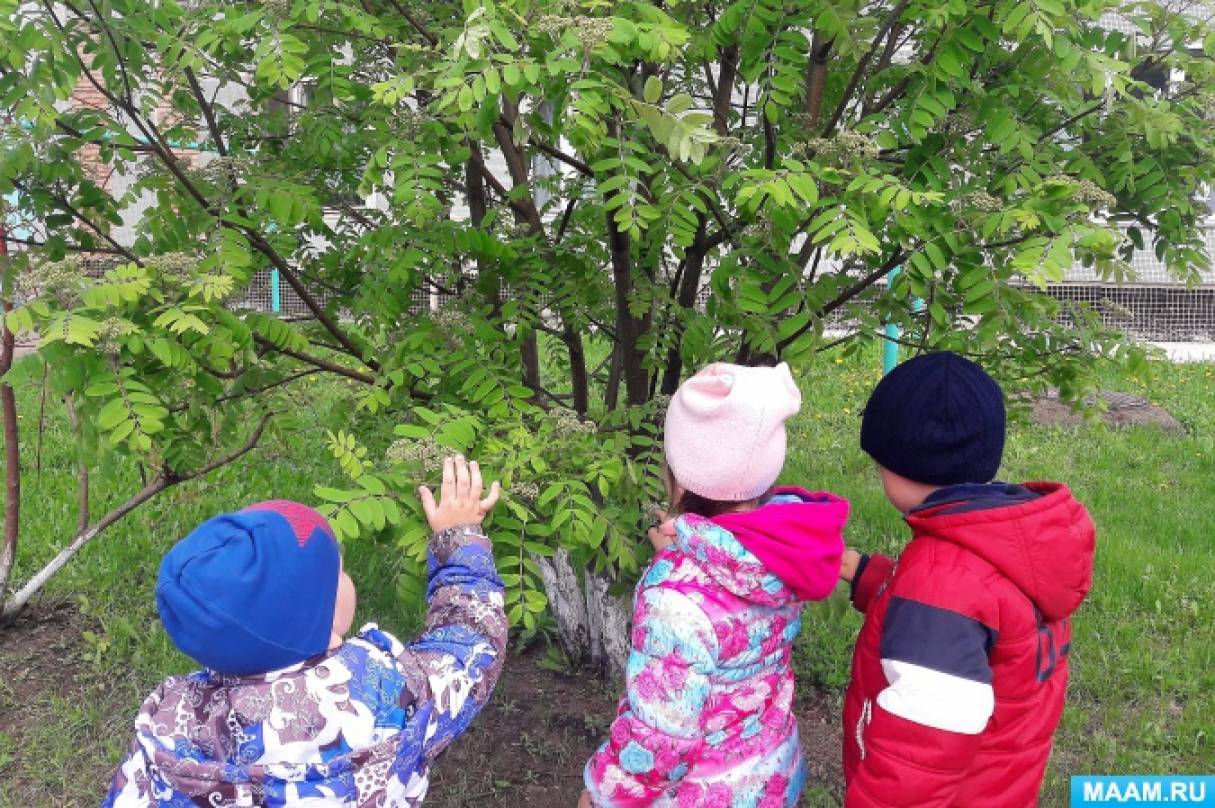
[660,225,709,393]
[607,212,649,405]
[0,231,17,604]
[804,32,834,131]
[563,326,589,415]
[536,548,632,679]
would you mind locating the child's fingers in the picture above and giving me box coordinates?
[418,486,437,522]
[479,481,501,513]
[469,460,483,500]
[440,456,456,502]
[454,455,471,500]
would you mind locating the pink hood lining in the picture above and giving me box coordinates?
[673,486,849,603]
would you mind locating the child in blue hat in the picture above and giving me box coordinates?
[103,456,505,808]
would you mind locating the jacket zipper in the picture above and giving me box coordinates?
[855,698,873,760]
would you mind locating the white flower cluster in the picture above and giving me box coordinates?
[534,15,613,49]
[386,436,445,471]
[396,110,429,140]
[263,0,290,19]
[551,408,595,438]
[950,191,1002,215]
[95,317,131,357]
[796,130,880,162]
[18,258,84,307]
[147,252,199,281]
[431,306,469,333]
[942,110,977,136]
[512,481,541,503]
[1047,175,1117,210]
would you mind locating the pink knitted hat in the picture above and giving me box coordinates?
[664,362,802,501]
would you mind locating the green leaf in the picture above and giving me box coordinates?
[643,75,662,104]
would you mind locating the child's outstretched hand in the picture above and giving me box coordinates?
[419,455,502,533]
[839,548,862,582]
[577,791,593,808]
[647,510,676,552]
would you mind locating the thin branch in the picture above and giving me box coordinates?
[383,0,439,46]
[184,66,227,157]
[253,336,376,384]
[1,235,128,255]
[2,416,271,620]
[64,395,89,534]
[180,415,272,480]
[12,180,140,263]
[822,0,911,136]
[555,196,578,244]
[532,140,593,177]
[776,249,907,352]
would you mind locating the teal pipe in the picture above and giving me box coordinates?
[882,266,903,375]
[882,266,926,375]
[270,269,281,313]
[17,119,207,152]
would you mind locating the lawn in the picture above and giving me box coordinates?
[0,348,1211,807]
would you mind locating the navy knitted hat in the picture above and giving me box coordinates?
[860,351,1006,486]
[156,501,340,675]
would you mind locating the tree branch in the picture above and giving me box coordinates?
[532,140,593,177]
[823,0,911,136]
[803,32,834,130]
[776,249,906,352]
[11,180,140,264]
[382,0,438,46]
[2,415,271,620]
[184,66,227,157]
[253,336,376,384]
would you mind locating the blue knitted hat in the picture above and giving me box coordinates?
[156,501,340,675]
[860,351,1006,486]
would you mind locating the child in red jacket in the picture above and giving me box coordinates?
[840,352,1095,808]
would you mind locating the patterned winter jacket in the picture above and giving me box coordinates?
[102,524,507,808]
[585,487,849,808]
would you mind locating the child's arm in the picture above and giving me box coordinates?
[841,549,895,613]
[582,585,717,807]
[845,560,998,808]
[395,456,507,764]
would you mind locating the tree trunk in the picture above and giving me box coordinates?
[0,231,17,604]
[661,224,709,393]
[563,326,590,415]
[535,548,632,680]
[607,213,649,406]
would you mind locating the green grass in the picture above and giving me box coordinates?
[0,349,1212,807]
[0,376,419,808]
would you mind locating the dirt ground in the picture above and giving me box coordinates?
[0,605,845,808]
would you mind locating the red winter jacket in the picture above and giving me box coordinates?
[843,482,1095,808]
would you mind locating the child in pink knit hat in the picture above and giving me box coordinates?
[580,363,850,808]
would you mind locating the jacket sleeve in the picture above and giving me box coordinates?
[846,560,999,808]
[583,585,718,807]
[850,552,895,613]
[393,523,507,763]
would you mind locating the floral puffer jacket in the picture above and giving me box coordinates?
[584,487,849,808]
[102,524,506,807]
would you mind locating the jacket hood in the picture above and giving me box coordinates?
[673,486,848,605]
[906,482,1095,620]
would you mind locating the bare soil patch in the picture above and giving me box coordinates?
[1031,390,1185,432]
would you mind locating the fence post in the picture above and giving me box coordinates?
[270,269,281,314]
